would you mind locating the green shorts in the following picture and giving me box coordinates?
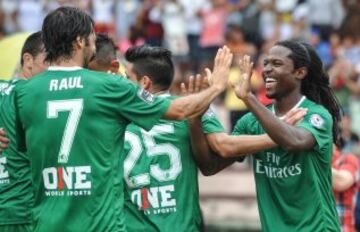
[0,223,32,232]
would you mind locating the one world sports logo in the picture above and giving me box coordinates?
[42,166,92,197]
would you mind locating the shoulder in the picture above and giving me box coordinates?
[232,111,257,134]
[301,99,332,129]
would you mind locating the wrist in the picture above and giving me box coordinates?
[242,92,256,104]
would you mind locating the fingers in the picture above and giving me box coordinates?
[188,75,194,94]
[194,74,202,93]
[283,108,308,125]
[180,82,187,96]
[204,68,212,85]
[0,129,9,152]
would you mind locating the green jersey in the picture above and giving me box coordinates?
[123,96,224,232]
[233,97,340,232]
[14,67,170,232]
[0,79,32,225]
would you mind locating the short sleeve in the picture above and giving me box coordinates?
[102,77,171,131]
[231,113,251,136]
[201,107,225,134]
[297,111,332,153]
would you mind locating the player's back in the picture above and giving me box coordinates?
[0,79,33,227]
[123,95,224,232]
[15,67,135,232]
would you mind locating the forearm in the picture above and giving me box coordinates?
[210,133,276,158]
[189,118,235,176]
[163,86,222,120]
[332,168,355,192]
[242,94,314,151]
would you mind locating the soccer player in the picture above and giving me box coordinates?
[0,31,48,232]
[14,6,232,232]
[229,41,341,231]
[88,33,120,74]
[121,45,227,232]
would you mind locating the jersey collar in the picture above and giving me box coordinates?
[272,96,306,120]
[48,66,83,71]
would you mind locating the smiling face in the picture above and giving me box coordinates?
[262,45,303,100]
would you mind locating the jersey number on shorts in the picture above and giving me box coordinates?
[47,99,83,164]
[124,124,182,188]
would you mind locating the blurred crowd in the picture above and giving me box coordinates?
[1,0,360,157]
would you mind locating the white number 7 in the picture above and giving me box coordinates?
[47,99,83,164]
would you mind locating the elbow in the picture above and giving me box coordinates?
[333,182,353,192]
[197,161,221,176]
[210,137,232,158]
[199,167,218,176]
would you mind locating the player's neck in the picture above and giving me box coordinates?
[273,93,305,118]
[50,56,83,68]
[153,86,170,96]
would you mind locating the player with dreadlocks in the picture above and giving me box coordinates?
[228,40,342,231]
[189,40,342,231]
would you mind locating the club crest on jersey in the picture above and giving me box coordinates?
[310,114,324,129]
[137,88,154,103]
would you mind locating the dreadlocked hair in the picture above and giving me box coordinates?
[275,40,342,146]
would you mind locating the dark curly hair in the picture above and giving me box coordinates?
[125,45,174,91]
[42,6,94,63]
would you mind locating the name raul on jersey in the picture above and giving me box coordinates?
[49,76,83,91]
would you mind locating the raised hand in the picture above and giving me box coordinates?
[180,71,211,96]
[232,55,254,100]
[209,46,233,91]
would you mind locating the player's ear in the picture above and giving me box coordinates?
[75,36,84,49]
[295,67,307,80]
[22,53,33,69]
[141,76,152,91]
[110,60,120,74]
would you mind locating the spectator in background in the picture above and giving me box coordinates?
[1,0,17,35]
[139,0,163,46]
[332,143,360,232]
[179,0,209,74]
[151,0,189,59]
[199,0,228,69]
[115,0,141,41]
[340,114,360,156]
[90,0,115,35]
[307,0,345,41]
[16,0,44,32]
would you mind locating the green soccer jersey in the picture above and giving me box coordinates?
[0,79,33,225]
[14,67,171,232]
[123,96,224,232]
[233,97,340,232]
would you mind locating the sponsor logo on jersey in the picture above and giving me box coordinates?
[255,152,302,178]
[130,184,177,215]
[137,88,154,103]
[0,157,10,184]
[310,114,324,129]
[42,166,91,197]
